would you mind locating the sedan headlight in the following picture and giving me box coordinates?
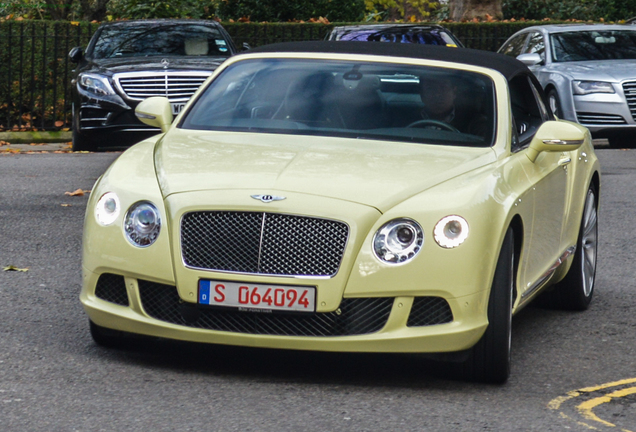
[434,215,469,249]
[124,202,161,247]
[373,218,423,264]
[572,81,615,95]
[95,192,120,226]
[78,73,116,96]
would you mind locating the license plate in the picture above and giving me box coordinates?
[171,102,186,115]
[198,280,316,313]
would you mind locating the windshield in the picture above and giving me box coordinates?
[336,28,459,46]
[90,24,231,59]
[180,59,496,147]
[551,30,636,62]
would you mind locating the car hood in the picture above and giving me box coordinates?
[84,56,228,75]
[153,130,496,212]
[547,59,636,81]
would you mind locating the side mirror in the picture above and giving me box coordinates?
[527,121,586,163]
[69,46,84,63]
[242,42,251,51]
[516,53,542,66]
[135,97,173,133]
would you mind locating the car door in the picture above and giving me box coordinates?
[510,75,570,298]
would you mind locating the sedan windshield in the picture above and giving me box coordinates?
[551,30,636,62]
[180,59,496,147]
[337,28,459,46]
[91,24,231,59]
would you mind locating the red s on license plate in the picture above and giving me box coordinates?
[198,280,316,313]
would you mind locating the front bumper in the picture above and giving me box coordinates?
[573,91,636,136]
[81,269,488,354]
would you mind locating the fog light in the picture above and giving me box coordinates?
[95,192,120,226]
[434,215,469,248]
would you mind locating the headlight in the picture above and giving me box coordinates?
[95,192,120,226]
[124,202,161,247]
[373,218,423,264]
[78,73,116,96]
[572,81,615,95]
[434,215,469,249]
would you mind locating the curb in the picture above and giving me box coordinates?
[0,131,72,144]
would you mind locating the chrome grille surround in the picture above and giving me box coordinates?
[114,71,212,102]
[181,211,349,277]
[623,81,636,120]
[138,280,393,336]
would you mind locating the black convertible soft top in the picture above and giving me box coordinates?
[247,41,529,81]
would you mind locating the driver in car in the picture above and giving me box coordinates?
[418,75,489,138]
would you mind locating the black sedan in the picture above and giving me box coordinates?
[69,19,240,151]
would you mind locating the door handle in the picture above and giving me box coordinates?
[558,157,571,166]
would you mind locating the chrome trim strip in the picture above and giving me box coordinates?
[542,139,585,146]
[521,245,576,300]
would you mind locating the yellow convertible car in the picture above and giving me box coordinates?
[81,42,600,383]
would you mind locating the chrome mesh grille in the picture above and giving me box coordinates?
[623,81,636,120]
[406,297,453,327]
[95,273,129,306]
[115,72,211,102]
[181,212,349,277]
[138,280,393,336]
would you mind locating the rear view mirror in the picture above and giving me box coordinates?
[516,53,542,66]
[135,97,174,133]
[527,121,586,162]
[69,47,84,63]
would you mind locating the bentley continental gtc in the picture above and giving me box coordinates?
[81,42,600,383]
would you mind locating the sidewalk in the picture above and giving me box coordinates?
[0,142,73,153]
[0,131,74,153]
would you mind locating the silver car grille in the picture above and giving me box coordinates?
[181,211,349,277]
[114,71,211,102]
[623,81,636,121]
[576,112,627,125]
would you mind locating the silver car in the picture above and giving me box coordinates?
[499,24,636,146]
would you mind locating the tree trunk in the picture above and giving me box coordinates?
[449,0,502,21]
[44,0,72,20]
[80,0,110,21]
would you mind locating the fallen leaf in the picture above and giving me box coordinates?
[55,120,64,127]
[61,203,72,207]
[65,188,90,196]
[3,265,28,272]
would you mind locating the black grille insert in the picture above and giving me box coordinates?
[407,297,453,327]
[138,280,393,336]
[181,211,349,276]
[95,273,129,306]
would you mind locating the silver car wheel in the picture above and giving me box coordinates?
[581,188,598,297]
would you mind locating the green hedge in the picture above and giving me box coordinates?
[0,20,570,131]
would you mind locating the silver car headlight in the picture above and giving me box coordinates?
[434,215,469,249]
[124,201,161,247]
[95,192,120,226]
[373,218,424,264]
[572,81,615,95]
[79,73,116,96]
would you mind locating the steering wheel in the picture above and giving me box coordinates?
[406,119,460,133]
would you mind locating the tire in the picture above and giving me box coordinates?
[547,89,562,119]
[464,228,515,384]
[72,119,92,152]
[549,184,598,311]
[89,320,125,348]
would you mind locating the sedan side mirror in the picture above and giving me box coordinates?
[69,46,84,63]
[242,42,251,51]
[516,53,543,66]
[135,97,174,133]
[527,121,586,163]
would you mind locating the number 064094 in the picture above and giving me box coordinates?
[198,280,316,313]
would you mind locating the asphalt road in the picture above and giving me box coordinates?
[0,149,635,432]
